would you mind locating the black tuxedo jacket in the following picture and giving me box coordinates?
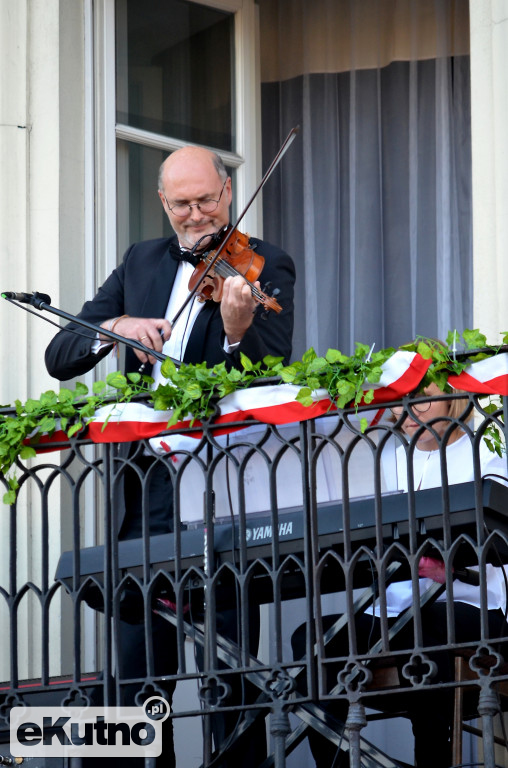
[45,235,295,381]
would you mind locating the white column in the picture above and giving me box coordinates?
[0,0,89,684]
[27,0,64,397]
[0,0,65,406]
[470,0,508,344]
[0,0,30,405]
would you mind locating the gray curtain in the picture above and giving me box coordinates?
[260,1,472,360]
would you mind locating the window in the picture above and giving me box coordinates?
[116,0,235,150]
[113,0,257,257]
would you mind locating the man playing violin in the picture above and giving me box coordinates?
[44,145,295,768]
[45,145,295,379]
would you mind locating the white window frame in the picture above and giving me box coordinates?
[90,0,262,298]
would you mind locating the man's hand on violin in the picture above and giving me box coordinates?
[99,316,172,365]
[220,275,259,345]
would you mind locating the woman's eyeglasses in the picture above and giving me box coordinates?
[389,401,432,415]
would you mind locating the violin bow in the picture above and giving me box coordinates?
[170,125,300,328]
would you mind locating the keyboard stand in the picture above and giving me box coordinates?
[156,560,425,768]
[271,579,445,768]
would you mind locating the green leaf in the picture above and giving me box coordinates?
[78,403,97,418]
[152,395,174,411]
[295,387,314,407]
[8,476,19,491]
[429,370,450,392]
[166,411,181,428]
[307,357,328,374]
[74,381,89,396]
[226,368,243,382]
[183,381,202,400]
[279,368,298,384]
[336,380,354,395]
[106,372,127,389]
[462,328,487,349]
[263,355,284,368]
[354,342,370,358]
[366,366,383,384]
[240,352,253,371]
[336,393,352,409]
[160,358,177,380]
[325,348,347,364]
[24,398,39,414]
[306,377,322,391]
[127,372,141,384]
[217,381,238,397]
[67,422,83,438]
[92,380,106,394]
[360,417,368,433]
[3,489,16,505]
[372,347,395,362]
[301,348,317,365]
[20,446,37,460]
[40,391,58,407]
[446,329,461,349]
[194,368,212,381]
[38,416,56,433]
[416,341,433,360]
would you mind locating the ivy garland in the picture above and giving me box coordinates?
[1,329,507,504]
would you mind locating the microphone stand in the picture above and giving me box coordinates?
[1,291,182,367]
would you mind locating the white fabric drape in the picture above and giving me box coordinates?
[259,0,472,359]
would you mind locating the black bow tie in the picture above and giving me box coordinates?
[168,241,201,267]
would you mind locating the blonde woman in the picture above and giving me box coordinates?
[292,382,508,768]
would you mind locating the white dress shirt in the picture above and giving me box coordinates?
[151,261,203,386]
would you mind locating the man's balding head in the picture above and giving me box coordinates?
[158,146,227,192]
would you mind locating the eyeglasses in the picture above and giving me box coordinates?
[163,179,228,217]
[390,401,432,415]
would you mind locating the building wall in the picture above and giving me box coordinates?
[0,0,86,408]
[0,0,86,682]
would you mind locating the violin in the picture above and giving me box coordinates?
[188,226,282,314]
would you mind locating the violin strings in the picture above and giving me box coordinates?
[208,256,278,308]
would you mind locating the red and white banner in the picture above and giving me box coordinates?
[27,351,508,450]
[87,350,432,443]
[448,353,508,396]
[361,350,432,404]
[87,385,330,444]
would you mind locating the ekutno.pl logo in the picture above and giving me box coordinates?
[10,696,170,757]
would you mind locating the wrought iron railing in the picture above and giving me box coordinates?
[1,389,508,767]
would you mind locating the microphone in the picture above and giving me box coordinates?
[2,291,32,302]
[2,291,51,306]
